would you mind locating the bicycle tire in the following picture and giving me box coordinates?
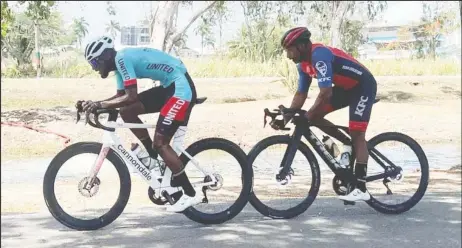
[247,135,321,219]
[181,138,253,224]
[43,142,131,231]
[365,132,429,214]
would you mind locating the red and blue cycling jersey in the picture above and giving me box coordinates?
[297,43,373,93]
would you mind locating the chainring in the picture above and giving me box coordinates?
[332,175,348,196]
[148,187,183,205]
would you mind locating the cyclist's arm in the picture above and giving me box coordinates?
[290,63,312,109]
[99,55,138,109]
[305,47,333,120]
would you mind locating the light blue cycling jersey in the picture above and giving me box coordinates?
[114,47,191,100]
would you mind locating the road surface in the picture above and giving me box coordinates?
[2,192,461,248]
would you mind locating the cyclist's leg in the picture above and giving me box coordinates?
[339,75,377,201]
[119,85,174,158]
[311,86,351,144]
[154,72,200,212]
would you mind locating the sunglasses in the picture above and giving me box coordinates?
[89,57,103,70]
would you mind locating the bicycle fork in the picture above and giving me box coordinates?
[278,126,304,180]
[85,132,114,187]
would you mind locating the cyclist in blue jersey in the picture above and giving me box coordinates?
[271,27,378,202]
[79,36,201,212]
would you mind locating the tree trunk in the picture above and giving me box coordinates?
[330,2,351,48]
[219,20,222,50]
[201,36,204,54]
[34,21,41,78]
[149,1,180,51]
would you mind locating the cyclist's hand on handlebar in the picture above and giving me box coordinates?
[82,100,102,113]
[75,100,85,112]
[270,119,286,130]
[282,112,295,125]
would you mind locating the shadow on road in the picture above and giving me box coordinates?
[1,191,461,248]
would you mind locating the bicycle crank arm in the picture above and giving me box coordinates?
[201,186,209,203]
[192,181,216,188]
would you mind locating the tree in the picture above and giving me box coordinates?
[17,1,56,77]
[227,1,305,62]
[310,1,387,48]
[213,2,229,50]
[194,17,215,54]
[105,1,120,40]
[340,20,366,57]
[405,1,460,60]
[105,20,121,40]
[2,11,63,66]
[72,17,89,49]
[148,1,218,52]
[1,1,13,38]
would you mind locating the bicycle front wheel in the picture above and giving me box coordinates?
[248,135,321,219]
[180,138,253,224]
[43,142,131,231]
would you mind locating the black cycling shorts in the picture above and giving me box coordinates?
[319,73,377,132]
[138,72,197,137]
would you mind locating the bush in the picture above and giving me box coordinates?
[2,51,460,92]
[1,64,36,78]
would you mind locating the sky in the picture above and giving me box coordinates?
[13,1,427,52]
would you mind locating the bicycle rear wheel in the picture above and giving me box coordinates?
[180,138,253,224]
[247,135,321,219]
[365,132,429,214]
[43,142,131,231]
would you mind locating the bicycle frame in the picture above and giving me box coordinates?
[279,121,401,184]
[86,119,218,198]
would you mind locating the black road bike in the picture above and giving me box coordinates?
[247,99,429,219]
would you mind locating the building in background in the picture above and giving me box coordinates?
[358,21,461,61]
[120,20,150,46]
[119,21,205,58]
[358,22,419,60]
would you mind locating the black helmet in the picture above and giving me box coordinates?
[281,27,311,48]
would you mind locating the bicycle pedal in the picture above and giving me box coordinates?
[161,190,175,205]
[343,200,356,206]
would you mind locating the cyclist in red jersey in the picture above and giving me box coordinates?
[271,27,378,202]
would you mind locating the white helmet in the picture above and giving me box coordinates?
[84,36,114,61]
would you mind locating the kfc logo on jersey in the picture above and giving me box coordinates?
[315,61,328,77]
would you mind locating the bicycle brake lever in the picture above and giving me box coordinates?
[84,111,90,126]
[263,108,271,128]
[76,111,81,123]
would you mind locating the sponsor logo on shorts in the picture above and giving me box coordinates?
[162,99,186,125]
[354,96,369,117]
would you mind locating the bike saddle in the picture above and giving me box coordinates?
[196,97,207,104]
